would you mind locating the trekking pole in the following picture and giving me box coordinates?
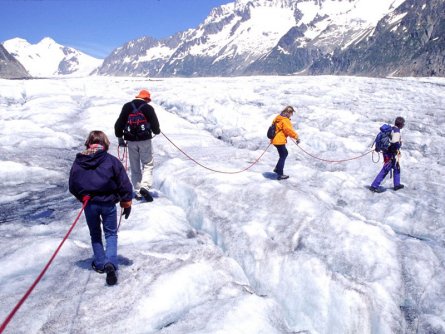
[117,208,124,231]
[0,197,90,334]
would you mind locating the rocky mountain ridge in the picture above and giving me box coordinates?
[0,44,30,79]
[97,0,444,78]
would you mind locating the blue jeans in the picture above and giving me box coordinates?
[274,145,288,175]
[371,153,401,188]
[84,202,118,270]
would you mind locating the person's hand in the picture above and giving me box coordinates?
[296,138,301,144]
[82,195,91,203]
[123,206,131,219]
[118,137,127,147]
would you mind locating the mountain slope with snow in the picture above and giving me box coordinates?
[3,37,103,77]
[0,75,444,333]
[246,0,406,74]
[0,44,30,79]
[98,0,300,77]
[309,0,445,76]
[97,0,444,77]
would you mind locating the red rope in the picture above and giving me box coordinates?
[292,139,373,163]
[0,199,89,334]
[161,132,271,174]
[117,146,128,171]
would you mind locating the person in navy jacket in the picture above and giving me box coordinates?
[370,117,405,193]
[69,130,133,285]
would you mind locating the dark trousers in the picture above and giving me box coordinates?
[371,153,401,188]
[274,145,288,176]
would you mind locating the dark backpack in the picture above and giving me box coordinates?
[267,121,277,139]
[123,102,151,140]
[374,124,393,152]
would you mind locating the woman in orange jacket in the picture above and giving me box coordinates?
[271,106,299,180]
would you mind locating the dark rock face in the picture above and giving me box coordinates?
[245,26,321,75]
[0,44,30,79]
[309,0,445,76]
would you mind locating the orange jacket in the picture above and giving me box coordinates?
[271,115,298,145]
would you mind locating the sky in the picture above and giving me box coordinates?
[0,0,232,58]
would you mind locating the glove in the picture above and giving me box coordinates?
[82,195,91,203]
[296,138,301,144]
[123,206,131,219]
[118,137,127,147]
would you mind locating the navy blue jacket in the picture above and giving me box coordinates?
[69,150,133,204]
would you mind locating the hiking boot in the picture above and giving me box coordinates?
[104,263,117,286]
[140,188,153,202]
[394,184,405,191]
[277,175,289,180]
[369,186,385,193]
[91,261,105,274]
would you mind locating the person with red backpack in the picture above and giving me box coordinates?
[369,116,405,193]
[115,89,160,202]
[271,106,299,180]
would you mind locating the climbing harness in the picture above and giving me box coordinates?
[161,131,271,174]
[0,198,90,334]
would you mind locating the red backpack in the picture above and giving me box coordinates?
[123,102,151,140]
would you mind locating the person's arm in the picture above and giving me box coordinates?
[391,128,402,151]
[144,104,160,135]
[68,163,83,202]
[114,104,129,138]
[282,119,298,140]
[391,131,401,143]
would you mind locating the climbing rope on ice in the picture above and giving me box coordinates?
[161,132,271,174]
[292,138,375,164]
[0,197,90,334]
[161,131,378,174]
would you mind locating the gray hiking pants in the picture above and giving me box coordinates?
[127,139,153,192]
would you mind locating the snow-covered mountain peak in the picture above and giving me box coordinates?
[3,37,103,77]
[183,0,299,60]
[97,0,444,77]
[38,36,58,46]
[3,37,30,49]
